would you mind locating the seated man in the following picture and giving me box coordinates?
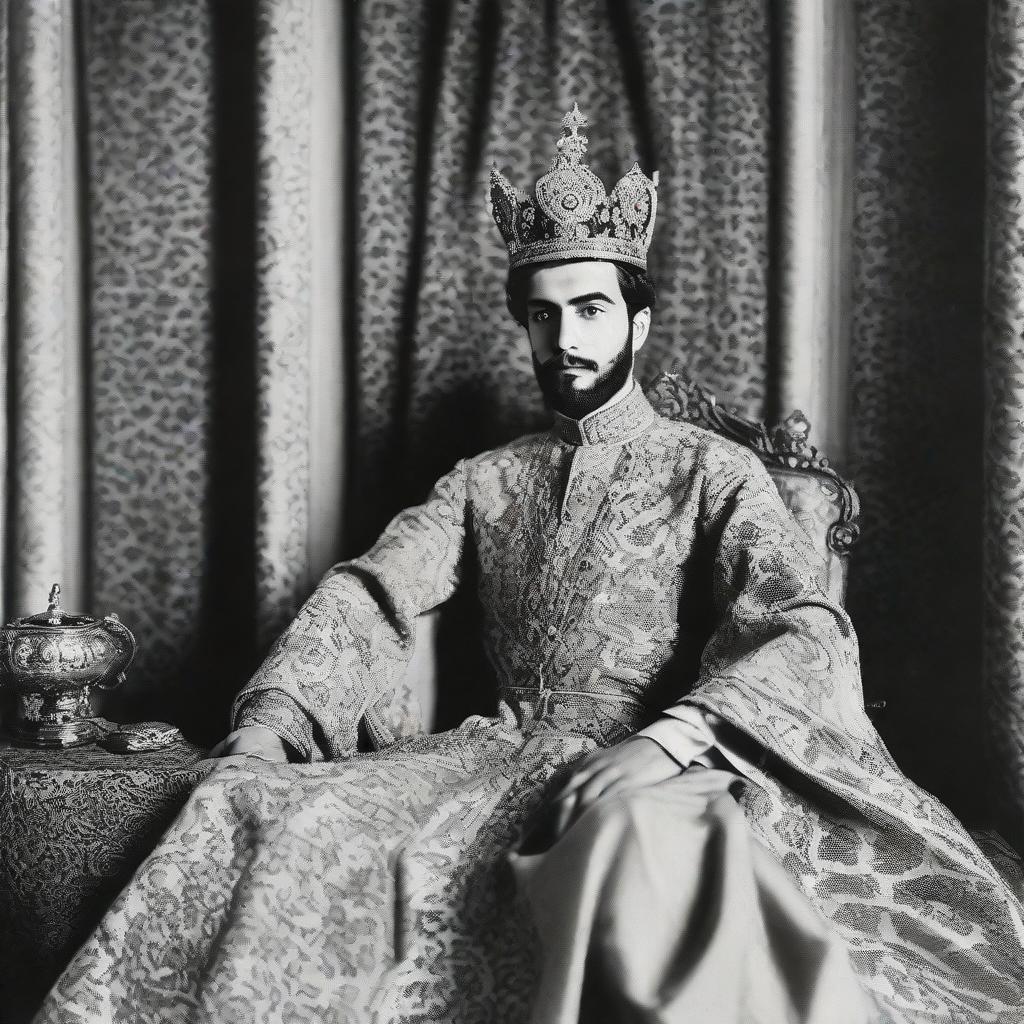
[36,108,1024,1024]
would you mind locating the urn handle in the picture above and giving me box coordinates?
[94,613,138,690]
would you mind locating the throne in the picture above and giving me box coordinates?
[405,370,873,730]
[643,371,860,604]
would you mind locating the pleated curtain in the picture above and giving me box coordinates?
[1,0,1018,843]
[985,0,1024,851]
[1,0,86,620]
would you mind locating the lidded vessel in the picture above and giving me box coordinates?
[0,584,137,748]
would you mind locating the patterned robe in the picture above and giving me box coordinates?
[36,386,1024,1024]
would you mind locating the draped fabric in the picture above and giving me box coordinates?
[1,0,87,618]
[0,0,1017,833]
[985,0,1024,852]
[771,0,855,459]
[847,0,991,828]
[81,0,217,721]
[32,392,1024,1022]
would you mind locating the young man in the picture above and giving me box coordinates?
[38,108,1024,1024]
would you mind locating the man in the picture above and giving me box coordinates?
[37,108,1024,1024]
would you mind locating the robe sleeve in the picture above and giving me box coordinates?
[634,707,717,768]
[231,460,469,761]
[638,447,870,774]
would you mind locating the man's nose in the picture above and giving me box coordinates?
[555,313,577,351]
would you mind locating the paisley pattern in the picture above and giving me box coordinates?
[36,391,1024,1023]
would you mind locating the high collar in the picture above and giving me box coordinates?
[551,382,657,446]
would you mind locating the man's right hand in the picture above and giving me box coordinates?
[209,725,290,762]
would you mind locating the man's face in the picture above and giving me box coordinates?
[524,261,649,419]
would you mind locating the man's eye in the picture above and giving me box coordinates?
[579,305,603,319]
[530,310,551,323]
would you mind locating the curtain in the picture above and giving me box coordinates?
[0,0,1013,838]
[1,0,87,620]
[847,0,990,827]
[58,0,347,731]
[986,0,1024,851]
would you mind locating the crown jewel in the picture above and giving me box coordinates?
[490,104,658,270]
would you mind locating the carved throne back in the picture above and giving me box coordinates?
[643,372,860,606]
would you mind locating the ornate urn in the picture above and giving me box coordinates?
[0,584,137,748]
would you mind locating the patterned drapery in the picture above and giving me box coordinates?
[0,0,1015,837]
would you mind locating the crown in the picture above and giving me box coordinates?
[489,104,658,271]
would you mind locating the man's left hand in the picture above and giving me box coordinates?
[545,737,682,842]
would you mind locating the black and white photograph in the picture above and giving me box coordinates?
[0,1,1022,1021]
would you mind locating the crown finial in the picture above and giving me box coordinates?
[554,103,589,167]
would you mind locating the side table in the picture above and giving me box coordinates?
[0,738,212,1024]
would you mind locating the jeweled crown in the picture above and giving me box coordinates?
[489,104,658,271]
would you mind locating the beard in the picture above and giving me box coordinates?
[532,325,635,420]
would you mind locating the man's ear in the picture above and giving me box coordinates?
[630,308,651,353]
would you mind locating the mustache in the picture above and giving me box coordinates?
[540,351,601,374]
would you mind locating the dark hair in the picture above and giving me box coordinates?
[505,259,657,328]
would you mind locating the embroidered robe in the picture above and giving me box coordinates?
[35,387,1024,1024]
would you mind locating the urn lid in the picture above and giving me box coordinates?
[7,584,105,630]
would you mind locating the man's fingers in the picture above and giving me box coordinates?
[551,769,618,824]
[218,744,282,763]
[550,760,604,802]
[544,741,688,844]
[550,751,629,805]
[210,728,246,758]
[576,768,622,810]
[550,791,579,843]
[239,749,277,762]
[550,769,621,841]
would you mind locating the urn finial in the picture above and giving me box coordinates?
[46,583,63,625]
[1,585,138,748]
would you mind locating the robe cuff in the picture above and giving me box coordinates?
[232,691,316,762]
[636,706,717,769]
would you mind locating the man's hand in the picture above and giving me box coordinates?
[209,725,290,763]
[546,737,683,842]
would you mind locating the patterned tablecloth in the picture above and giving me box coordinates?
[0,737,211,1024]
